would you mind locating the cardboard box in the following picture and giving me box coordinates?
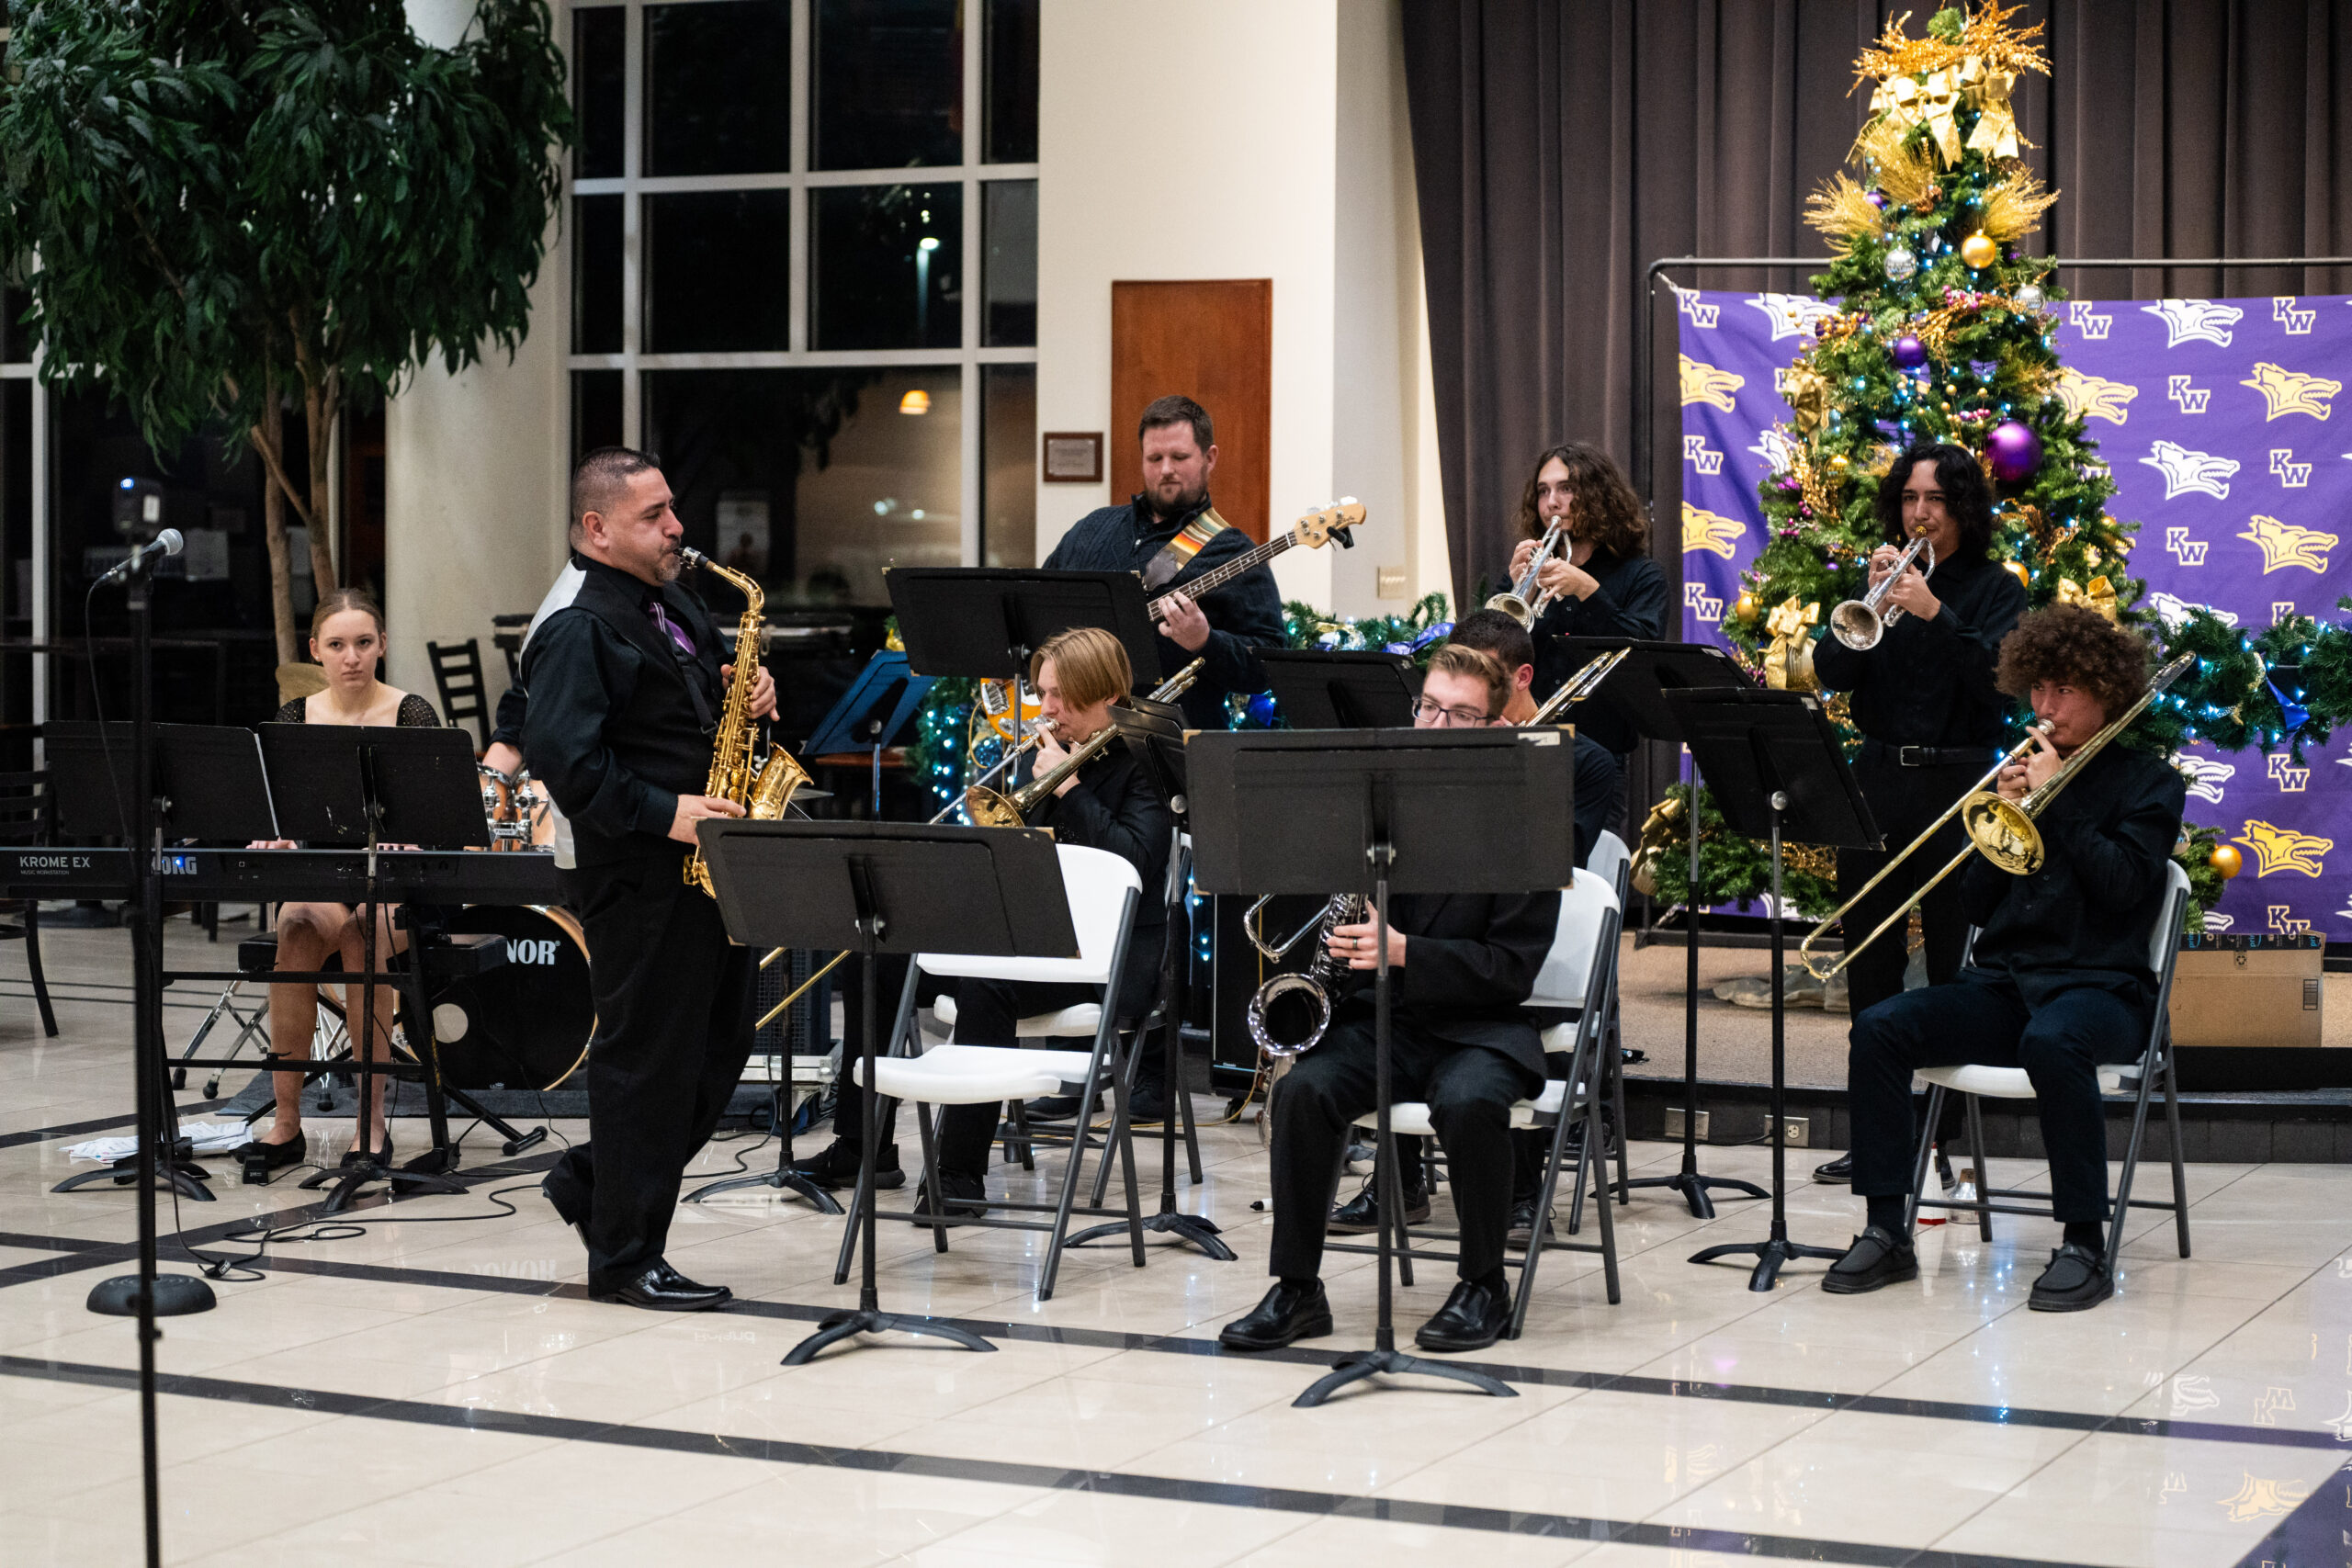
[2169,932,2324,1049]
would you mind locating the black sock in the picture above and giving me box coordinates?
[2063,1221,2104,1251]
[1474,1269,1509,1298]
[1280,1275,1320,1293]
[1865,1195,1905,1235]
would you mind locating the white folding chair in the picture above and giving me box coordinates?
[1584,829,1634,1210]
[841,843,1148,1301]
[1903,861,2193,1275]
[1330,874,1624,1335]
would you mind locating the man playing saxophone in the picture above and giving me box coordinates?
[1823,605,2184,1313]
[522,446,774,1312]
[1220,646,1562,1355]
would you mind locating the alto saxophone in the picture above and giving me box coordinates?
[679,547,811,896]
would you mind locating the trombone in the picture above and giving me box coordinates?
[1828,532,1936,650]
[1487,519,1566,628]
[1796,652,2192,981]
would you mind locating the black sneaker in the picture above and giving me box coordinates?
[1125,1082,1170,1125]
[1022,1092,1103,1122]
[786,1137,904,1191]
[912,1168,988,1225]
[1821,1225,1918,1294]
[1506,1195,1556,1249]
[1328,1178,1430,1235]
[2028,1242,2113,1312]
[1812,1153,1854,1183]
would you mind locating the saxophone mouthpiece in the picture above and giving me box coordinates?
[678,547,709,571]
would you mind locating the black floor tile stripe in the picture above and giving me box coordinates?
[0,1352,2078,1568]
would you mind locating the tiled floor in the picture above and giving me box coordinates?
[2,919,2348,1567]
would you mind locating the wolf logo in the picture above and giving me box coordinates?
[2267,905,2312,937]
[2267,754,2312,793]
[1679,355,1745,411]
[2143,298,2244,348]
[1681,504,1745,558]
[2218,1470,2308,1522]
[2170,1375,2221,1416]
[2142,440,2238,500]
[1746,292,1838,341]
[2143,590,2233,630]
[1671,285,1720,330]
[1682,434,1724,476]
[2324,1391,2352,1443]
[2066,299,2112,339]
[2056,367,2138,424]
[2202,911,2234,932]
[2233,820,2333,877]
[1681,581,1723,623]
[2161,528,2211,568]
[2238,515,2337,573]
[1748,428,1799,474]
[2167,374,2211,414]
[2273,296,2318,334]
[2243,362,2341,420]
[2174,755,2234,805]
[2270,448,2313,488]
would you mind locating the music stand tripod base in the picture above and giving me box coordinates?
[684,1166,842,1214]
[1066,1209,1234,1259]
[53,1154,215,1202]
[1294,1348,1517,1408]
[780,1307,997,1366]
[1687,1231,1848,1293]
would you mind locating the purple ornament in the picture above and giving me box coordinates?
[1985,420,2042,483]
[1891,334,1928,370]
[1969,359,1999,382]
[1867,191,1887,209]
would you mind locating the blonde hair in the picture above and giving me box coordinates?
[1424,644,1508,718]
[311,587,385,642]
[1030,626,1133,709]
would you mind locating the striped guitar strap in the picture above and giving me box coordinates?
[1140,505,1232,592]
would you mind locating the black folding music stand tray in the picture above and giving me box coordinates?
[258,724,486,1213]
[1549,638,1767,1221]
[1254,649,1419,729]
[1666,686,1880,1291]
[697,819,1078,1365]
[1190,726,1574,1406]
[803,648,935,816]
[886,568,1159,692]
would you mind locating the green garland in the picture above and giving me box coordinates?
[1634,784,1842,919]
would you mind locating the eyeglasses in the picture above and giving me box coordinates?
[1411,697,1496,728]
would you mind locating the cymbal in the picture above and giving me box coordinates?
[275,661,329,705]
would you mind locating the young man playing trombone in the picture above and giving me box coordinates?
[1823,605,2186,1312]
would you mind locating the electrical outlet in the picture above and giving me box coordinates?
[1375,565,1408,600]
[1781,1116,1810,1147]
[1663,1107,1710,1141]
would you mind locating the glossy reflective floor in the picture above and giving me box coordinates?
[4,921,2348,1567]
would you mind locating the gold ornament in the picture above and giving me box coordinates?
[1780,365,1829,434]
[1960,231,1998,269]
[1829,454,1849,470]
[1733,591,1761,624]
[2003,560,2030,589]
[1854,2,2050,91]
[2209,843,2243,881]
[2085,545,2101,567]
[2054,575,2119,620]
[1763,596,1821,693]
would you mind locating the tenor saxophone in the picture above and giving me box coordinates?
[679,547,811,896]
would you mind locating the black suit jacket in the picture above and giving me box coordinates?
[1327,889,1562,1081]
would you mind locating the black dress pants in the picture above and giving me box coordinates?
[545,850,757,1280]
[1837,758,1984,1016]
[1270,1019,1540,1284]
[1848,972,2148,1224]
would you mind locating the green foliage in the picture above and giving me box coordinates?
[2173,820,2227,935]
[1634,784,1841,919]
[1281,593,1453,658]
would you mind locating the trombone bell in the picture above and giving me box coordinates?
[1960,791,2043,874]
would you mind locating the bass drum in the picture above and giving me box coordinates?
[427,906,594,1091]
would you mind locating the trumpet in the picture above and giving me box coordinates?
[1829,533,1936,651]
[1487,519,1566,628]
[960,658,1205,829]
[1797,653,2192,980]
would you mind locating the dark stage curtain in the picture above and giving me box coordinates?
[1403,0,2352,823]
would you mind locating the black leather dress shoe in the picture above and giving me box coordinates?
[787,1137,904,1191]
[1328,1179,1430,1235]
[912,1168,988,1224]
[1218,1280,1333,1350]
[1506,1195,1556,1248]
[1822,1225,1918,1294]
[1022,1092,1104,1122]
[2028,1242,2113,1312]
[1812,1152,1854,1182]
[1125,1082,1170,1125]
[588,1260,732,1312]
[1414,1279,1510,1352]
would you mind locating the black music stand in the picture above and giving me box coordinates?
[804,649,935,817]
[697,819,1078,1365]
[262,724,483,1214]
[1190,727,1574,1406]
[1552,637,1767,1221]
[1667,687,1879,1291]
[887,568,1159,693]
[1254,649,1419,728]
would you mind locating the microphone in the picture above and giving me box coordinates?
[99,528,184,584]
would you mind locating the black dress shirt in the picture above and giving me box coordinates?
[1811,555,2027,751]
[1960,744,2187,1008]
[1570,733,1621,870]
[1530,550,1669,755]
[1042,495,1286,730]
[1325,890,1564,1082]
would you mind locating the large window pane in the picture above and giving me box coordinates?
[813,0,961,170]
[572,7,626,179]
[571,195,622,354]
[812,184,959,350]
[645,368,961,605]
[983,0,1039,164]
[982,365,1035,568]
[981,179,1035,347]
[2,381,28,762]
[573,371,623,461]
[645,2,792,176]
[645,191,790,352]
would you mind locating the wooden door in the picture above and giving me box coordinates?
[1110,279,1272,543]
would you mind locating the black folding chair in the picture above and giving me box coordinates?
[425,638,491,749]
[0,770,57,1036]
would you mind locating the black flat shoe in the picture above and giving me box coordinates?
[787,1138,903,1191]
[232,1131,306,1183]
[1414,1279,1510,1352]
[2029,1242,2113,1312]
[1218,1280,1333,1350]
[588,1259,731,1312]
[1812,1153,1854,1183]
[1506,1195,1556,1249]
[1328,1179,1430,1235]
[339,1133,393,1168]
[1022,1092,1103,1122]
[1822,1225,1918,1294]
[1125,1083,1170,1125]
[912,1168,987,1224]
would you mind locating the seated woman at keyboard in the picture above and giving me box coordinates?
[232,588,442,1175]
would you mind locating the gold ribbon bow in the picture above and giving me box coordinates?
[1763,596,1822,692]
[2054,576,2118,621]
[1871,69,1963,165]
[1780,365,1829,434]
[1959,59,2022,160]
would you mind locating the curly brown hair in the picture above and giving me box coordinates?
[1996,604,2154,720]
[1514,443,1649,562]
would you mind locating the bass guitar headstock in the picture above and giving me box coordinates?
[1292,498,1367,550]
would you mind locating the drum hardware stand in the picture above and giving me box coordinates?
[171,977,268,1095]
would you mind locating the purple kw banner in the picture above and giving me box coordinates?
[1677,286,2352,939]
